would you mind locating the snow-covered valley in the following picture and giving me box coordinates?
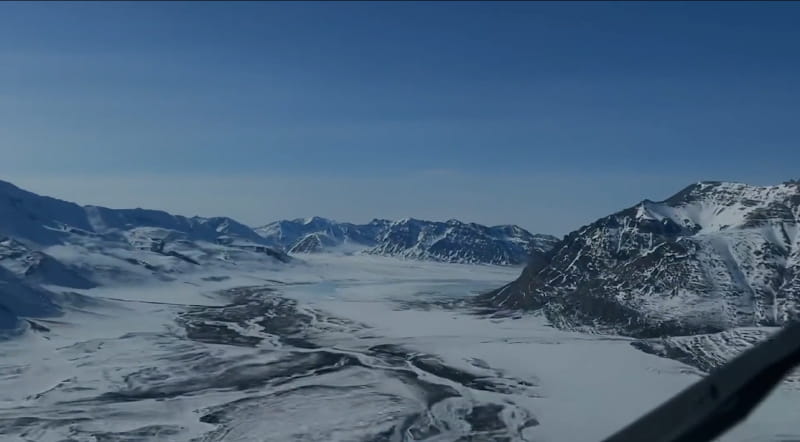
[4,0,800,439]
[2,254,798,442]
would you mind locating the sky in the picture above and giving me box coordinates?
[2,1,799,236]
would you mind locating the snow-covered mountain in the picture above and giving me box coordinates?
[257,217,385,252]
[0,180,271,248]
[480,180,800,338]
[0,179,289,329]
[256,217,559,265]
[366,218,559,265]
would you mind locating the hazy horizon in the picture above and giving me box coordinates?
[4,172,795,236]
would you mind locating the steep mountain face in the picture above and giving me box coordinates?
[480,181,800,338]
[288,232,338,254]
[0,179,289,329]
[257,217,559,265]
[367,218,558,265]
[256,217,386,250]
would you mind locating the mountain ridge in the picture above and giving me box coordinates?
[0,179,290,330]
[256,216,559,266]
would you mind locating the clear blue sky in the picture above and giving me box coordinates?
[2,1,799,235]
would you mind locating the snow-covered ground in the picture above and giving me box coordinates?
[1,254,798,441]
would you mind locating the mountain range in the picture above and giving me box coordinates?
[256,216,559,266]
[5,175,799,352]
[0,179,292,330]
[0,179,556,330]
[479,180,800,339]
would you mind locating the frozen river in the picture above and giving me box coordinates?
[1,254,797,441]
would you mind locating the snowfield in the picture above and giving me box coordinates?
[1,254,798,441]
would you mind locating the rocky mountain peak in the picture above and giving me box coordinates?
[480,181,800,337]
